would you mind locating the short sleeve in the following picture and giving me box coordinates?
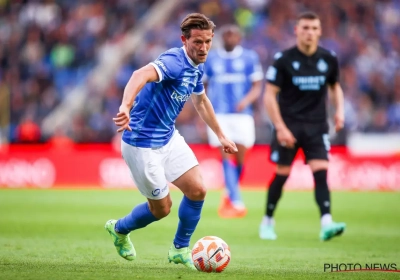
[193,72,205,95]
[265,52,284,88]
[327,54,339,85]
[248,51,263,82]
[149,52,183,82]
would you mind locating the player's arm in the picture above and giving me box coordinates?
[328,82,345,132]
[264,83,297,148]
[236,80,262,112]
[327,53,344,132]
[237,52,263,111]
[264,55,296,148]
[114,65,159,132]
[191,93,237,153]
[115,51,181,133]
[264,83,285,131]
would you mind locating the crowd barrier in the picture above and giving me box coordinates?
[0,144,399,190]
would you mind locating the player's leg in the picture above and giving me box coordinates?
[304,125,346,241]
[218,114,255,218]
[259,127,298,240]
[217,144,248,218]
[105,141,169,261]
[206,114,240,214]
[165,132,205,270]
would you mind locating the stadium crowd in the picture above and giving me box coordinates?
[2,0,400,144]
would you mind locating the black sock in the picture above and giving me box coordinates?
[266,174,288,217]
[314,170,331,216]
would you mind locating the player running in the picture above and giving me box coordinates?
[105,13,237,270]
[203,24,263,218]
[259,11,346,241]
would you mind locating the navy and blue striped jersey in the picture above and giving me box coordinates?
[122,47,204,148]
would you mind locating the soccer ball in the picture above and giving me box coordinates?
[191,236,231,273]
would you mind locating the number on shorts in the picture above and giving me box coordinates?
[322,134,331,151]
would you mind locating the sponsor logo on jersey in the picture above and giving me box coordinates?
[171,90,190,102]
[292,75,326,90]
[214,73,246,83]
[181,77,190,87]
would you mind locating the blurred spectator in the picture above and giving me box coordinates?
[4,0,400,144]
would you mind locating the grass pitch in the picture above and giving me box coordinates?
[0,189,399,280]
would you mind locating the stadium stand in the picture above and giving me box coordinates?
[2,0,399,144]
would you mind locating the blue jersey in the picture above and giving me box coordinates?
[122,47,205,148]
[204,46,263,115]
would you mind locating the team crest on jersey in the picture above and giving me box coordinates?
[213,62,225,73]
[232,59,245,71]
[317,59,328,73]
[292,61,300,70]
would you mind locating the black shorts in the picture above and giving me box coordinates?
[270,121,330,166]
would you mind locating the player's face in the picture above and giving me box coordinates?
[222,31,241,52]
[295,19,321,48]
[181,29,214,64]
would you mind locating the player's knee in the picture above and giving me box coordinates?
[308,159,329,172]
[185,185,207,201]
[149,197,172,219]
[276,165,291,176]
[152,204,172,219]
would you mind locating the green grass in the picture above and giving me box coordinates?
[0,189,399,280]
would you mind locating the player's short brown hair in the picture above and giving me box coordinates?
[297,11,320,22]
[180,13,216,39]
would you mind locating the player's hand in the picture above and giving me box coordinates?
[113,105,132,133]
[334,111,344,132]
[219,136,238,154]
[236,100,248,112]
[277,127,296,149]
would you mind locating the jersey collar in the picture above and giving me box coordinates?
[217,45,243,59]
[181,47,198,68]
[295,45,320,58]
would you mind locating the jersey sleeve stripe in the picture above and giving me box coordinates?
[249,71,264,82]
[149,62,163,83]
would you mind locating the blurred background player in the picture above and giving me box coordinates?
[260,12,346,241]
[204,25,263,218]
[106,13,237,269]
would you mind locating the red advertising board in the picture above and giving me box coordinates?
[0,144,399,190]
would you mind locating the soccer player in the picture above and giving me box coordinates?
[203,24,263,218]
[259,12,346,241]
[105,13,237,269]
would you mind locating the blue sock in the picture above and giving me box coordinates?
[173,196,204,248]
[115,202,158,234]
[237,164,243,179]
[222,159,241,203]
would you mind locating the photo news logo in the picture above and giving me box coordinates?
[324,263,400,273]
